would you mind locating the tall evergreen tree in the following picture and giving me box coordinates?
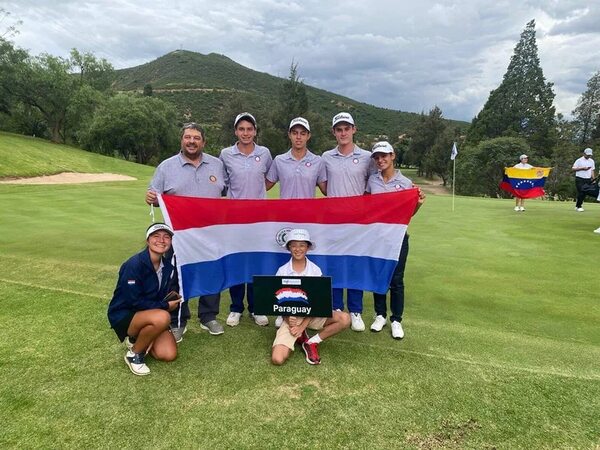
[572,71,600,144]
[405,106,446,176]
[468,20,556,155]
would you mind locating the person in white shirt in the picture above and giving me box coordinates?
[271,229,350,366]
[512,154,534,211]
[572,148,595,212]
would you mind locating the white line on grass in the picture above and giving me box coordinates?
[335,337,600,381]
[0,278,107,300]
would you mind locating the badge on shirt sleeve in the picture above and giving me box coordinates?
[209,175,217,183]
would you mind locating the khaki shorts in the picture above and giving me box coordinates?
[272,317,327,350]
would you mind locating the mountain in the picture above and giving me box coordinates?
[113,50,466,139]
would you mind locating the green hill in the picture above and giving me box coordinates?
[0,131,155,179]
[113,50,467,137]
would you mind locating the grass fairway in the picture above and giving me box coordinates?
[1,135,599,449]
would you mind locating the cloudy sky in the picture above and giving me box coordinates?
[3,1,599,121]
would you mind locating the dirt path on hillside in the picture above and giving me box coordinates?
[0,172,137,184]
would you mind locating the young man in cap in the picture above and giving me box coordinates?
[321,112,372,331]
[266,117,327,328]
[572,148,595,212]
[220,112,272,327]
[366,141,425,339]
[512,154,533,211]
[146,122,227,339]
[271,228,350,365]
[266,117,327,199]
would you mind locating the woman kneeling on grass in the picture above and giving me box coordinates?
[108,223,182,376]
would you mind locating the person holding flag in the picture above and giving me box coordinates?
[322,112,373,332]
[366,141,425,339]
[512,154,533,211]
[500,156,551,207]
[220,112,272,328]
[146,122,227,340]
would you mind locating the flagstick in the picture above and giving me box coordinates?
[452,158,456,212]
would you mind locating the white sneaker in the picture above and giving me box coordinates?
[576,207,585,212]
[251,313,269,326]
[594,227,600,234]
[370,315,387,332]
[519,206,525,211]
[226,312,242,327]
[514,206,520,211]
[275,316,284,328]
[350,313,365,332]
[124,350,150,375]
[391,321,404,340]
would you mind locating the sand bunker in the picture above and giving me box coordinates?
[0,172,137,185]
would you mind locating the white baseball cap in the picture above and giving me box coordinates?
[285,228,314,249]
[584,148,593,155]
[332,112,355,128]
[520,154,528,160]
[371,141,394,156]
[146,223,174,239]
[289,117,310,132]
[234,112,256,128]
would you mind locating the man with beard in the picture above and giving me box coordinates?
[146,122,227,340]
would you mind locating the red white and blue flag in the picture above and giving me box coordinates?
[158,190,419,299]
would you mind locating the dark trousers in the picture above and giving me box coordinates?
[332,288,364,313]
[575,177,592,208]
[229,283,254,313]
[170,294,221,328]
[373,234,409,323]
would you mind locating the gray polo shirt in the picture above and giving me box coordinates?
[149,152,226,198]
[219,143,272,199]
[366,170,413,194]
[266,149,326,199]
[322,145,372,197]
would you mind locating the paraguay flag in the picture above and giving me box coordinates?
[500,167,551,199]
[158,190,419,299]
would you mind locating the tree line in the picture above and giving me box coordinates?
[1,13,599,200]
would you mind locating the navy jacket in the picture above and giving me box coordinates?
[107,247,175,327]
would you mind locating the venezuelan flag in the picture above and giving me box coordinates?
[500,167,551,199]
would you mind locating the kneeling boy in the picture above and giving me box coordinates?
[271,229,350,365]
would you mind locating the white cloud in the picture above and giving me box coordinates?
[4,0,599,121]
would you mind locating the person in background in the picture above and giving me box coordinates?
[107,223,182,376]
[513,154,533,211]
[220,112,272,327]
[366,141,425,340]
[572,147,595,212]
